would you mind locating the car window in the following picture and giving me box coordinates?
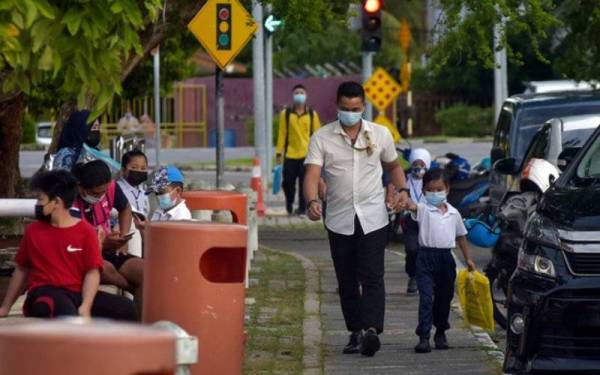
[563,128,596,148]
[515,104,600,160]
[523,126,550,164]
[494,108,512,153]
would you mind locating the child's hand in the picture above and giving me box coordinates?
[133,215,147,231]
[466,259,477,272]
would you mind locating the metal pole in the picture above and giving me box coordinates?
[215,68,225,188]
[361,51,374,121]
[153,47,161,166]
[265,5,274,183]
[252,0,267,179]
[493,17,508,121]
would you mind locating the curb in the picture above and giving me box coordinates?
[267,248,323,373]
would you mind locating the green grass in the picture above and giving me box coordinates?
[244,249,306,374]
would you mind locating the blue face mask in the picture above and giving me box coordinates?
[425,191,447,206]
[412,167,427,179]
[337,110,363,127]
[157,192,176,210]
[293,93,306,105]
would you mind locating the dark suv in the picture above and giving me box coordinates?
[504,125,600,374]
[490,91,600,207]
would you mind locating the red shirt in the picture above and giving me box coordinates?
[15,220,104,293]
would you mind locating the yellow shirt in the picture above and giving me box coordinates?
[276,108,321,159]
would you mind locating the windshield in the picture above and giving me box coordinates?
[515,104,600,160]
[576,134,600,180]
[563,127,596,148]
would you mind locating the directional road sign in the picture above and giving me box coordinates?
[188,0,257,70]
[363,67,402,112]
[264,14,284,33]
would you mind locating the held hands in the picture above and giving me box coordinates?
[386,184,411,212]
[307,200,322,221]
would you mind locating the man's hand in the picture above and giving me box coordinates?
[307,200,322,221]
[466,259,477,272]
[318,178,327,201]
[0,305,10,318]
[276,154,283,165]
[385,184,398,212]
[394,190,410,212]
[78,303,92,318]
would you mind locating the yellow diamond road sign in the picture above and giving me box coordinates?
[363,67,402,112]
[188,0,257,71]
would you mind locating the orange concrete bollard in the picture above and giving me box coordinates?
[182,190,248,224]
[0,319,176,375]
[143,222,248,375]
[250,158,266,217]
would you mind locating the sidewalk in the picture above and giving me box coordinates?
[260,227,502,374]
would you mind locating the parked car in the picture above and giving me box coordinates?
[504,124,600,374]
[35,121,53,147]
[490,92,600,207]
[523,80,598,94]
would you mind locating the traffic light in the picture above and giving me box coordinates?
[216,3,232,50]
[361,0,382,52]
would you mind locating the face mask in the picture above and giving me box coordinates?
[337,110,363,127]
[293,93,306,105]
[82,193,104,205]
[35,203,52,223]
[126,170,148,187]
[425,191,447,206]
[157,192,176,210]
[412,168,427,178]
[85,131,101,148]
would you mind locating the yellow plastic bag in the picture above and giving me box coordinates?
[456,269,495,332]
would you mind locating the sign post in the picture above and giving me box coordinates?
[188,0,257,188]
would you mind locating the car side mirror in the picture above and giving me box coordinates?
[493,157,518,175]
[491,147,505,164]
[557,147,580,171]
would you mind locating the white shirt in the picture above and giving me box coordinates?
[305,120,398,235]
[117,178,150,216]
[407,175,426,204]
[151,200,192,221]
[412,202,468,249]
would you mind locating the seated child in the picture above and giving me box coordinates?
[0,170,136,321]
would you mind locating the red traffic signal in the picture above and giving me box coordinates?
[363,0,382,13]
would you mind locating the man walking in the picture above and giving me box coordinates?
[276,84,321,216]
[304,81,409,357]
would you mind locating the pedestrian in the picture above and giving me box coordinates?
[53,110,98,171]
[276,84,322,216]
[117,149,150,257]
[71,160,144,316]
[117,108,141,135]
[135,165,191,229]
[0,170,136,321]
[304,81,409,357]
[402,168,476,353]
[404,148,432,295]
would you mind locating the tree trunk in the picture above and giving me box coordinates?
[0,93,25,198]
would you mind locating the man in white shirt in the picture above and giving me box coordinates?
[304,81,409,357]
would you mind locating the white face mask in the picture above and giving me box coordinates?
[82,193,104,205]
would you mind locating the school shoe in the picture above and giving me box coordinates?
[414,337,432,353]
[360,328,381,357]
[434,331,449,350]
[343,331,363,354]
[407,277,418,295]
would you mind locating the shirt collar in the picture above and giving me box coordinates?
[333,119,373,135]
[159,199,187,217]
[425,202,460,216]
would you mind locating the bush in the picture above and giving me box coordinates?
[21,113,36,144]
[434,104,494,137]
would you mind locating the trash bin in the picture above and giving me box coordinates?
[143,222,248,375]
[182,190,247,225]
[0,318,176,375]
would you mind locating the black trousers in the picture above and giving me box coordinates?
[283,158,306,214]
[24,285,137,321]
[327,216,387,333]
[415,248,456,338]
[404,217,420,278]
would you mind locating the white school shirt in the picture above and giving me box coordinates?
[117,178,150,216]
[411,202,468,249]
[304,120,398,235]
[407,174,426,204]
[151,200,192,221]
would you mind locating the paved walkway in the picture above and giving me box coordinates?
[260,228,501,374]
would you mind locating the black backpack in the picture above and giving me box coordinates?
[284,107,315,154]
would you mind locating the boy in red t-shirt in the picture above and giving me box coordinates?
[0,170,136,320]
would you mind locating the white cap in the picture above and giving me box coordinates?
[409,148,432,169]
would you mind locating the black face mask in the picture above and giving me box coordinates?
[85,131,101,148]
[35,204,52,223]
[126,170,148,187]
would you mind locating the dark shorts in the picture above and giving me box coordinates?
[103,251,137,270]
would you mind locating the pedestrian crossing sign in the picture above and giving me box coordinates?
[363,67,402,112]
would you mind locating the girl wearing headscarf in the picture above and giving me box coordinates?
[404,148,432,295]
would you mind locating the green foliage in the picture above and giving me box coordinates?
[21,112,36,144]
[435,104,493,137]
[0,0,163,116]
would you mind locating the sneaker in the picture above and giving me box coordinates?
[343,331,362,354]
[294,208,306,217]
[414,337,432,353]
[360,328,381,357]
[434,331,449,350]
[407,277,418,295]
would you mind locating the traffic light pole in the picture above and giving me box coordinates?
[252,0,267,180]
[264,5,274,182]
[152,47,161,167]
[215,67,225,188]
[362,51,374,121]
